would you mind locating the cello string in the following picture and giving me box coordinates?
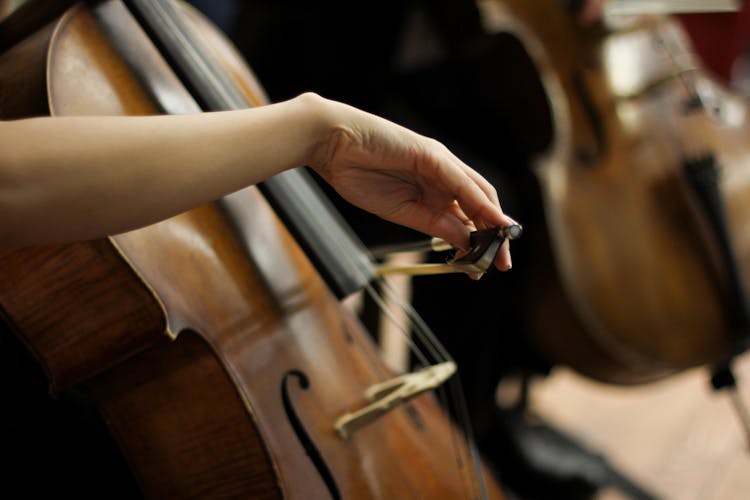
[361,275,487,500]
[377,278,491,499]
[318,236,489,499]
[364,236,512,500]
[360,282,432,367]
[328,227,489,499]
[337,251,490,499]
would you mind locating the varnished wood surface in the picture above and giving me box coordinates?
[485,1,749,383]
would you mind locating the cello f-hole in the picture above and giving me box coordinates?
[281,370,341,500]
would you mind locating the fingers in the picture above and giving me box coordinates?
[404,203,475,252]
[425,146,508,230]
[417,142,517,273]
[447,200,477,233]
[458,157,501,207]
[447,164,516,233]
[447,169,515,272]
[439,145,501,205]
[384,197,514,275]
[495,238,512,272]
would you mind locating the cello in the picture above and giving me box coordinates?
[0,0,506,497]
[478,0,750,385]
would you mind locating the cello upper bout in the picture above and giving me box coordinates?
[0,8,168,391]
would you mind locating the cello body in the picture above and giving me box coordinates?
[481,0,750,383]
[0,1,505,498]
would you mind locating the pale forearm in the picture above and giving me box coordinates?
[0,91,514,270]
[0,93,327,244]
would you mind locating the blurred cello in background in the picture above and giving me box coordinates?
[477,0,750,387]
[0,0,506,497]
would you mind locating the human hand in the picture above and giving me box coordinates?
[307,96,516,272]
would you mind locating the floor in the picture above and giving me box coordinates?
[529,353,750,500]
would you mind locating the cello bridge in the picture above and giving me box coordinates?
[333,361,456,440]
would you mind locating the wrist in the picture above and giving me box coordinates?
[287,92,331,166]
[289,93,354,177]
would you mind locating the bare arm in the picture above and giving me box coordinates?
[0,93,514,270]
[0,94,327,243]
